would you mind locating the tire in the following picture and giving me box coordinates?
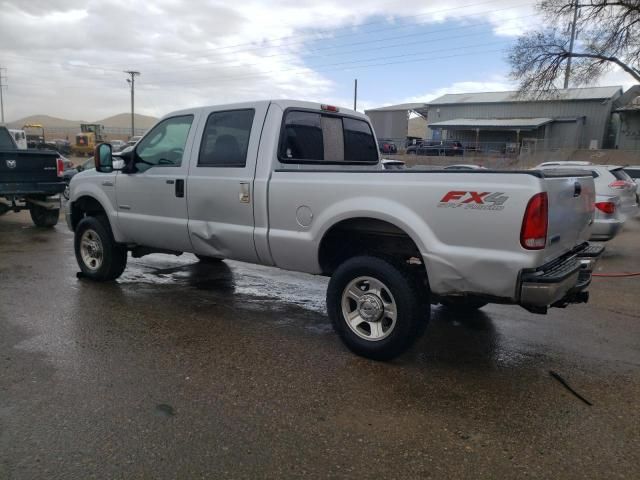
[327,255,429,361]
[29,205,59,227]
[195,255,223,263]
[74,215,127,281]
[440,297,487,311]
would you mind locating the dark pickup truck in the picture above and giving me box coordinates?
[0,126,66,227]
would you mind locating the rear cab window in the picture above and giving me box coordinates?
[279,109,378,165]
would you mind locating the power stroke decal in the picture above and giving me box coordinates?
[438,191,509,211]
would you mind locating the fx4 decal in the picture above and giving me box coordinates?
[438,191,509,210]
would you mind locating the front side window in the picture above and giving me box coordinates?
[198,109,255,167]
[135,115,193,171]
[279,110,378,164]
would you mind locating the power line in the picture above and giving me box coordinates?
[0,2,533,79]
[96,0,523,69]
[1,10,528,86]
[141,40,509,88]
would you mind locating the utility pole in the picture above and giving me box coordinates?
[0,67,6,124]
[124,71,140,138]
[563,0,579,89]
[353,78,358,111]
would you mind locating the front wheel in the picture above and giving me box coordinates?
[29,204,59,227]
[327,255,429,361]
[74,215,127,281]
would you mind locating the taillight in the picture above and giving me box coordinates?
[595,201,616,214]
[321,104,339,112]
[609,180,629,189]
[56,157,64,177]
[520,192,548,250]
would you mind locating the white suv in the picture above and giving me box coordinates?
[537,162,639,241]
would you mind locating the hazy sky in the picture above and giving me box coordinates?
[0,0,636,121]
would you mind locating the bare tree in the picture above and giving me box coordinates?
[508,0,640,96]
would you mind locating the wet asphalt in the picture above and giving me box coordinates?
[0,211,639,479]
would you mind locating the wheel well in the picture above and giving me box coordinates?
[70,195,106,230]
[318,218,424,276]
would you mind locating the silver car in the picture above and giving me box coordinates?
[537,162,638,241]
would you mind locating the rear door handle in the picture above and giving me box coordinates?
[175,179,184,198]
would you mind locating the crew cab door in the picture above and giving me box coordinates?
[186,104,268,263]
[115,114,197,252]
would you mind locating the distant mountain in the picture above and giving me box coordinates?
[96,113,158,129]
[7,114,87,129]
[7,113,158,130]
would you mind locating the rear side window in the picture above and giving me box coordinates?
[610,168,632,182]
[625,168,640,179]
[198,109,255,167]
[279,110,378,164]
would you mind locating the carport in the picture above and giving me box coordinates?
[427,117,555,149]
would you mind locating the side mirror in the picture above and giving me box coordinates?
[95,143,113,173]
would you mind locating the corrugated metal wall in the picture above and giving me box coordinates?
[618,111,640,150]
[366,110,408,145]
[427,99,615,148]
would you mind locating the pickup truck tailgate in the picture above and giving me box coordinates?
[0,149,61,184]
[542,170,595,263]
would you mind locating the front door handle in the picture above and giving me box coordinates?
[175,179,184,198]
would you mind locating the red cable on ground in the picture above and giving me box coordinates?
[592,272,640,277]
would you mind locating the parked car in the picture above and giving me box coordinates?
[111,140,127,152]
[409,140,464,156]
[443,164,487,170]
[536,162,639,240]
[377,140,397,154]
[127,135,143,147]
[380,159,405,170]
[67,100,602,360]
[590,194,625,241]
[0,126,66,226]
[62,156,94,199]
[47,139,72,155]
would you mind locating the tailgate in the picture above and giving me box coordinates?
[0,150,60,184]
[542,170,595,263]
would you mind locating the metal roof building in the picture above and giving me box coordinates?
[421,86,624,150]
[365,103,428,147]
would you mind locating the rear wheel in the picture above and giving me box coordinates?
[74,215,127,281]
[29,204,59,227]
[327,255,428,361]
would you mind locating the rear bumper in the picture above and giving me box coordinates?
[0,182,66,196]
[589,218,624,241]
[519,244,604,312]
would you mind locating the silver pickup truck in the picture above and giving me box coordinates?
[67,100,602,360]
